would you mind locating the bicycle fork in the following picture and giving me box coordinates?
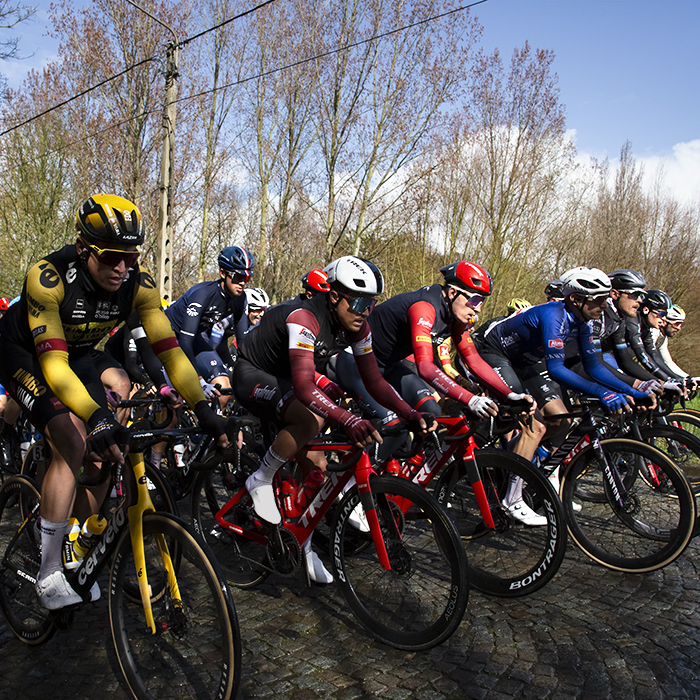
[127,454,181,635]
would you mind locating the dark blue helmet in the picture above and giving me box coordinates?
[218,246,255,275]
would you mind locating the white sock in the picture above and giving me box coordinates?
[38,518,69,579]
[150,448,163,470]
[503,474,524,507]
[255,446,287,484]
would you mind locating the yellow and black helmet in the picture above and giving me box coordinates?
[507,298,532,314]
[76,194,145,246]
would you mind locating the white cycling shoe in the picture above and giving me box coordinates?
[36,571,102,610]
[36,571,82,610]
[548,470,582,511]
[303,538,333,584]
[245,473,281,524]
[503,500,548,527]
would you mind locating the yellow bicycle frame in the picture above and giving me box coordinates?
[127,453,182,634]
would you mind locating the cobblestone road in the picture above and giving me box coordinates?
[2,534,699,699]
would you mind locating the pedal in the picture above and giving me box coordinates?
[52,606,78,631]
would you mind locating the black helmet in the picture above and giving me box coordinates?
[642,289,672,311]
[76,194,144,246]
[544,279,564,300]
[608,269,646,293]
[218,246,255,275]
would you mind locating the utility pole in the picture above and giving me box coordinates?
[124,0,178,303]
[157,40,178,303]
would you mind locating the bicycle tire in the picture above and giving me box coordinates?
[640,425,700,495]
[190,450,270,588]
[434,448,567,598]
[331,474,469,651]
[109,511,241,700]
[560,438,695,572]
[0,475,55,644]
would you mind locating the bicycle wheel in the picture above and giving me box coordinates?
[560,438,695,572]
[331,474,469,651]
[190,450,270,588]
[434,448,567,598]
[109,511,241,700]
[641,425,700,495]
[0,476,55,644]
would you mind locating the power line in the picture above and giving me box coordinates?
[0,0,281,137]
[179,0,278,48]
[1,0,488,145]
[0,55,158,137]
[181,0,489,104]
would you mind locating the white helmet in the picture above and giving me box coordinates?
[560,267,611,297]
[244,287,270,309]
[323,256,384,297]
[666,304,686,322]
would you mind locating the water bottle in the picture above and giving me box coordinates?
[72,514,107,561]
[282,479,302,518]
[295,469,325,511]
[173,443,186,468]
[62,517,82,570]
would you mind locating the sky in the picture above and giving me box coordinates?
[2,0,699,205]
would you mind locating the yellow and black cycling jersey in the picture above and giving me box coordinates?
[0,244,203,423]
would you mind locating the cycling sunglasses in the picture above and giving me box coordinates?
[340,294,377,314]
[650,308,667,317]
[227,270,251,283]
[619,289,645,300]
[457,290,487,309]
[86,242,140,268]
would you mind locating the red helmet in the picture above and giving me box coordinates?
[439,261,492,296]
[0,298,9,312]
[301,268,331,293]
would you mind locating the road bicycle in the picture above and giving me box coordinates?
[20,397,179,519]
[0,413,242,700]
[378,404,567,599]
[550,400,696,573]
[190,427,470,651]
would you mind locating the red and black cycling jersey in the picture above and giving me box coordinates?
[239,292,416,426]
[368,283,513,404]
[240,293,351,377]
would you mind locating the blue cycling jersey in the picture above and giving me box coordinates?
[480,301,647,401]
[165,280,245,367]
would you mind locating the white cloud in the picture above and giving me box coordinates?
[637,140,700,207]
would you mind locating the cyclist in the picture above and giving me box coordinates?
[300,268,331,299]
[332,261,535,465]
[657,305,693,379]
[545,279,565,302]
[0,194,229,610]
[233,256,430,583]
[236,287,269,337]
[471,297,532,349]
[635,289,688,384]
[166,245,253,407]
[475,267,651,506]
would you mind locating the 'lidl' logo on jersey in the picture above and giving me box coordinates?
[548,339,564,349]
